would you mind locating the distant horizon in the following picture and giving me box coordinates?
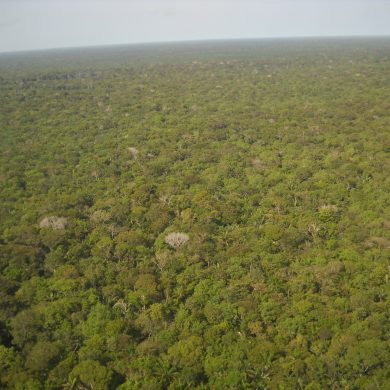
[1,0,390,54]
[1,33,390,55]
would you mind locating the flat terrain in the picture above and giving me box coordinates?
[0,38,389,389]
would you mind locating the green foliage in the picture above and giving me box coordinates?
[69,359,114,390]
[25,341,60,372]
[0,38,389,388]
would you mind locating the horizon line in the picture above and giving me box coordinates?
[1,33,390,56]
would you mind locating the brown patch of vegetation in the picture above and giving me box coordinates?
[39,216,67,230]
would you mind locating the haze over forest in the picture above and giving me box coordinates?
[1,0,390,53]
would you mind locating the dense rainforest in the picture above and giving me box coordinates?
[0,38,389,389]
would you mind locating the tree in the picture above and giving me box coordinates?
[69,360,113,390]
[164,232,189,249]
[25,341,60,373]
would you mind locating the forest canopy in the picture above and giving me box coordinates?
[0,38,389,389]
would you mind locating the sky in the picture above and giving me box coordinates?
[0,0,390,53]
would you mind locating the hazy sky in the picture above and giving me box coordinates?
[0,0,390,52]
